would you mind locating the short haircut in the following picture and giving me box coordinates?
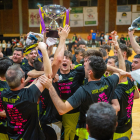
[5,65,25,89]
[84,49,103,58]
[88,56,107,79]
[64,50,72,61]
[75,48,85,55]
[100,44,111,52]
[119,44,127,52]
[108,56,118,63]
[126,48,132,58]
[33,56,43,71]
[99,48,107,57]
[115,61,130,72]
[77,40,86,47]
[0,58,13,77]
[49,54,54,59]
[86,102,117,139]
[134,54,140,59]
[14,47,23,55]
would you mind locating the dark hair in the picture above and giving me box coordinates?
[86,102,117,140]
[100,44,111,52]
[115,61,130,72]
[49,54,54,59]
[14,47,23,55]
[0,58,13,77]
[88,56,107,79]
[126,48,132,58]
[77,40,86,47]
[33,56,43,71]
[64,50,72,61]
[84,50,103,58]
[75,48,85,55]
[134,54,140,58]
[108,56,118,63]
[99,48,107,57]
[119,44,127,52]
[6,65,25,89]
[119,44,132,58]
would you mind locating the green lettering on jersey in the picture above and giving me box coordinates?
[125,86,136,94]
[91,85,109,94]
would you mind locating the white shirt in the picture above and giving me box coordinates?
[7,43,11,48]
[104,35,108,43]
[2,43,6,48]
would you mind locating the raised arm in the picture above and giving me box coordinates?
[51,25,70,78]
[39,75,73,115]
[128,30,140,54]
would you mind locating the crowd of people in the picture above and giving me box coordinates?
[0,25,140,140]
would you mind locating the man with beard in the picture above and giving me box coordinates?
[21,49,38,85]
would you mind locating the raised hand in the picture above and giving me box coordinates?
[37,42,47,51]
[39,74,52,89]
[58,25,70,40]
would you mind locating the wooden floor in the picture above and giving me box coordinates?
[131,98,140,140]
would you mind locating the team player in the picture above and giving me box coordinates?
[111,31,140,140]
[1,42,52,140]
[39,54,132,140]
[0,58,13,140]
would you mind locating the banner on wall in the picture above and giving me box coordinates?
[83,7,98,26]
[132,13,140,21]
[70,7,83,27]
[29,9,40,27]
[116,6,131,25]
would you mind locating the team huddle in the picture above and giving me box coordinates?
[0,26,140,140]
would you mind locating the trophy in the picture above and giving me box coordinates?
[38,4,70,38]
[129,17,140,31]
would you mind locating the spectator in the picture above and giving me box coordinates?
[120,34,126,44]
[96,33,101,46]
[72,34,77,43]
[0,40,2,49]
[108,34,112,46]
[67,39,73,52]
[91,30,96,45]
[136,36,140,43]
[77,35,82,41]
[20,34,24,44]
[6,41,12,56]
[125,35,131,47]
[87,34,92,46]
[104,32,109,44]
[2,40,7,55]
[100,33,105,45]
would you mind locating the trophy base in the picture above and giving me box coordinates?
[46,29,59,38]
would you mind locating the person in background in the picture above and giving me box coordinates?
[108,34,112,46]
[91,30,96,45]
[72,40,86,63]
[49,54,54,64]
[87,34,92,46]
[99,48,108,61]
[17,41,23,48]
[6,41,12,56]
[100,44,111,63]
[0,41,2,49]
[77,35,82,41]
[72,34,77,43]
[74,48,85,65]
[104,32,109,45]
[100,33,105,45]
[136,36,140,44]
[119,44,132,71]
[67,39,73,52]
[120,34,126,44]
[125,35,131,47]
[20,34,24,44]
[2,40,7,55]
[96,33,101,46]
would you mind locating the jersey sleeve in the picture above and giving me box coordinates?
[24,84,41,103]
[106,74,119,90]
[67,86,86,109]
